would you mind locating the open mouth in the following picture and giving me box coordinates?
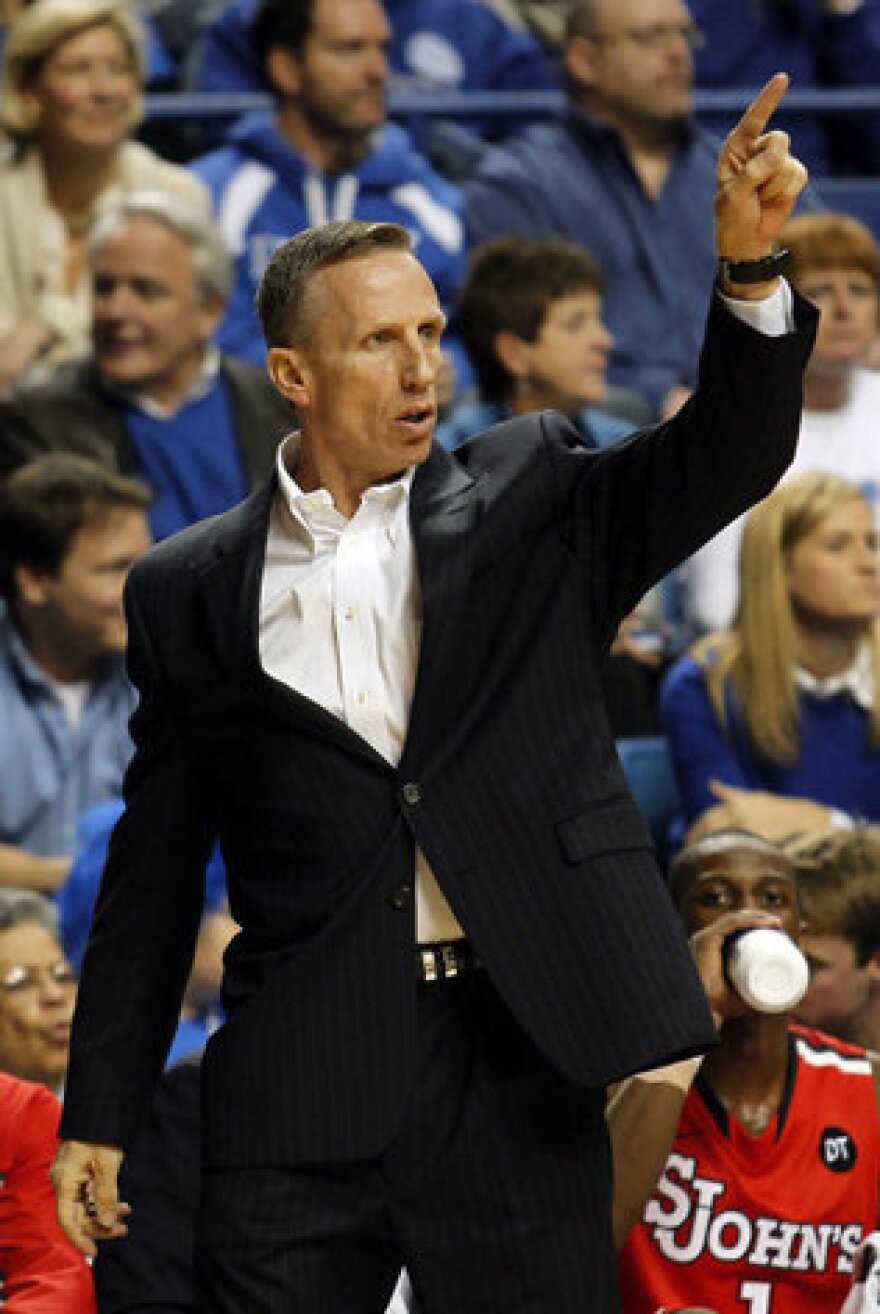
[397,406,435,434]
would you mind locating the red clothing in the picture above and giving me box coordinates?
[618,1026,880,1314]
[0,1072,95,1312]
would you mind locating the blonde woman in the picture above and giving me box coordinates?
[0,0,208,387]
[661,472,880,842]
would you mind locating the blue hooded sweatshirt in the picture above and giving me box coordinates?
[190,115,466,364]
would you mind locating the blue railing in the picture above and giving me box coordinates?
[143,86,880,122]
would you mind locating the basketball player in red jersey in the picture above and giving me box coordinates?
[610,830,880,1314]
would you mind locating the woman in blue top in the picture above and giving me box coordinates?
[662,472,880,842]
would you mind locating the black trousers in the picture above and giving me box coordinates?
[195,972,618,1313]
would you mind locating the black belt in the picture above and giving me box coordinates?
[416,939,479,983]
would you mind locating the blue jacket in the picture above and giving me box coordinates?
[691,0,880,176]
[465,109,720,414]
[190,115,466,364]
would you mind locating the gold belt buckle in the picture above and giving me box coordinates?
[441,943,459,979]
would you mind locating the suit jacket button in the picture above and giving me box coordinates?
[388,883,413,911]
[401,781,422,806]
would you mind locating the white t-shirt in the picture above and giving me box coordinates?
[677,368,880,635]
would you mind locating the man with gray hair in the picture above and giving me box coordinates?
[0,191,293,539]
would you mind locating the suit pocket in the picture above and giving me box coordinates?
[556,796,653,864]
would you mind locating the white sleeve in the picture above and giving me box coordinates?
[718,278,794,337]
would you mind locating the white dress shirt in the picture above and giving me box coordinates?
[259,434,464,944]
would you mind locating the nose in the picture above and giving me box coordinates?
[401,339,438,389]
[829,286,858,320]
[95,280,132,318]
[38,972,70,1006]
[365,43,389,85]
[857,540,880,572]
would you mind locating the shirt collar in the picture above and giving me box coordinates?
[794,640,875,712]
[565,102,697,154]
[274,432,415,552]
[99,347,221,418]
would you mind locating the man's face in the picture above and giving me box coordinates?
[518,289,613,413]
[18,507,151,663]
[91,216,223,408]
[679,845,802,941]
[0,923,76,1090]
[285,0,390,142]
[568,0,696,130]
[795,931,874,1038]
[271,249,445,490]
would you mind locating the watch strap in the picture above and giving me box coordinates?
[717,248,791,285]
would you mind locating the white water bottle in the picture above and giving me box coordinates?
[723,927,809,1014]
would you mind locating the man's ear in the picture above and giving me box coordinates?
[197,293,226,345]
[865,949,880,992]
[264,44,303,98]
[493,330,532,381]
[267,346,312,409]
[565,34,600,93]
[13,563,52,608]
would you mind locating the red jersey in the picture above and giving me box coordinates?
[618,1026,880,1314]
[0,1072,95,1312]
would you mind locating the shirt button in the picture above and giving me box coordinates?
[344,606,357,620]
[388,883,413,911]
[356,690,368,706]
[401,781,422,806]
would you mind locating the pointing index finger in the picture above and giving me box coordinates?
[729,72,789,147]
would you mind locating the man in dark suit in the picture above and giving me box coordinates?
[52,76,811,1312]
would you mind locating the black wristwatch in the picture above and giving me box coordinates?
[717,248,791,285]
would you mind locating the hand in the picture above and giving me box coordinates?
[51,1138,129,1258]
[610,609,673,668]
[689,908,784,1027]
[690,780,834,844]
[714,73,808,268]
[660,384,693,421]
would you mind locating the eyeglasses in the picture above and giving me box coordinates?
[586,23,705,52]
[0,961,76,995]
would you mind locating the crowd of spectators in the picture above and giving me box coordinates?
[4,0,880,1308]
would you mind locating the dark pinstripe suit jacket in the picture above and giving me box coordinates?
[60,291,817,1168]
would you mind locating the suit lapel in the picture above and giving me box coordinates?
[403,445,481,771]
[196,481,272,686]
[195,478,386,766]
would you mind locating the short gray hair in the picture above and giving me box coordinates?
[256,219,412,348]
[0,888,60,938]
[88,189,234,304]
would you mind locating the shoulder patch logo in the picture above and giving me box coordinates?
[821,1126,858,1172]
